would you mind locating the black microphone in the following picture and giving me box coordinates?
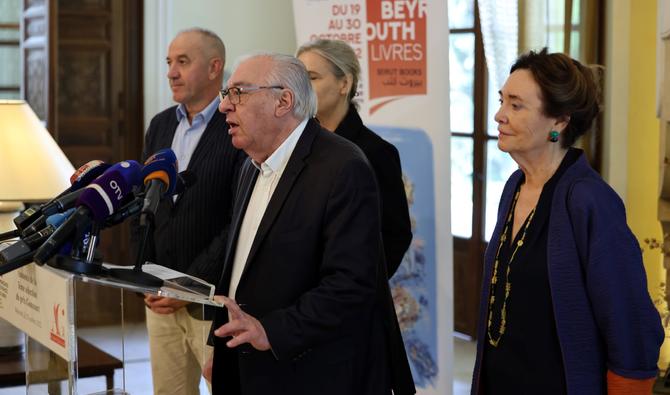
[103,170,196,228]
[33,161,142,266]
[0,188,85,242]
[32,208,89,265]
[12,160,111,233]
[139,149,178,225]
[18,189,85,239]
[0,229,19,242]
[1,225,61,266]
[106,151,177,287]
[0,210,74,275]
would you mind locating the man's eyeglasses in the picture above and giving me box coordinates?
[219,85,284,104]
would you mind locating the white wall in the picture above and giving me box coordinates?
[143,0,297,130]
[602,0,630,201]
[658,0,670,117]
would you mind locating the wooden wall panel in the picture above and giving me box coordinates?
[21,1,50,125]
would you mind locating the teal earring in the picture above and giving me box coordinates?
[548,130,559,143]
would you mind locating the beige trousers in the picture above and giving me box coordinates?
[145,307,213,395]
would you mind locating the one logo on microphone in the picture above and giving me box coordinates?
[70,163,91,184]
[144,154,159,165]
[109,180,123,200]
[50,303,66,347]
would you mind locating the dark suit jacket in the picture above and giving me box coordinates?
[136,106,245,287]
[334,106,415,395]
[211,119,389,395]
[334,105,412,277]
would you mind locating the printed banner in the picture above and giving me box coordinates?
[366,0,427,99]
[293,1,452,393]
[0,263,74,361]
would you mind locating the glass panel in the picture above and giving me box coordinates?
[0,46,20,86]
[544,0,582,59]
[0,28,19,40]
[451,136,473,238]
[570,31,581,60]
[0,0,20,24]
[0,91,20,99]
[572,0,581,24]
[0,0,20,97]
[449,33,475,135]
[484,139,518,240]
[448,0,474,29]
[546,0,566,53]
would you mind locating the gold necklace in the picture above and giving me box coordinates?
[487,190,536,347]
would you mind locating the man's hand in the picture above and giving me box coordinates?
[202,355,213,383]
[213,295,271,351]
[144,294,190,314]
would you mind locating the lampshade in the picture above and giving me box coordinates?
[0,100,74,353]
[0,100,74,202]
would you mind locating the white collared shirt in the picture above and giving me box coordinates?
[228,118,309,299]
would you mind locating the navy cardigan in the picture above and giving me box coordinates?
[471,153,663,394]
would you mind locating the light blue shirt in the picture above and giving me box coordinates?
[172,96,220,172]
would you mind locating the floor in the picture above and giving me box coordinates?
[0,323,209,395]
[0,324,477,395]
[453,335,477,395]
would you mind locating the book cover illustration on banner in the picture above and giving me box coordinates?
[373,125,438,388]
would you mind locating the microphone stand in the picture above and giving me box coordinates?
[51,222,106,275]
[108,211,164,287]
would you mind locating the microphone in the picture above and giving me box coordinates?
[11,160,111,233]
[104,170,196,228]
[107,151,178,287]
[76,160,142,222]
[0,209,75,276]
[140,149,178,223]
[10,189,85,241]
[33,160,142,266]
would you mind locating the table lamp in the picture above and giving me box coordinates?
[0,100,75,353]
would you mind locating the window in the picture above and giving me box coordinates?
[545,0,582,58]
[449,0,517,336]
[0,0,21,99]
[449,0,517,244]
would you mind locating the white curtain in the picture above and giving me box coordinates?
[478,0,518,92]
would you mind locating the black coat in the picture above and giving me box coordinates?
[334,105,412,277]
[334,106,415,395]
[211,119,392,395]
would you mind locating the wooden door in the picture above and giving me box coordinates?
[21,0,144,324]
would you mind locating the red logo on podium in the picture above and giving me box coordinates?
[50,303,65,347]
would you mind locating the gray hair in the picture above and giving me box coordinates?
[235,52,317,119]
[177,27,226,62]
[296,39,360,103]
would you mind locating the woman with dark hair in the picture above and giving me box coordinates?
[471,48,663,394]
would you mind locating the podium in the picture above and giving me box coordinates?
[0,261,221,394]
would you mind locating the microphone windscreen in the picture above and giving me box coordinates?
[69,160,111,190]
[142,149,178,197]
[76,160,142,221]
